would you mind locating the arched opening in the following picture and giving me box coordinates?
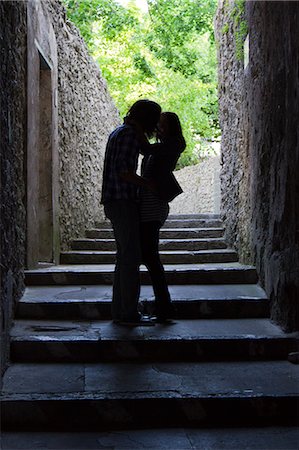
[63,0,221,216]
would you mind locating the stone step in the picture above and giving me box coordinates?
[71,237,228,251]
[60,249,239,265]
[168,213,221,219]
[2,361,298,429]
[25,263,258,286]
[165,219,223,228]
[86,227,225,240]
[2,427,299,450]
[16,285,269,320]
[96,219,223,229]
[9,319,298,363]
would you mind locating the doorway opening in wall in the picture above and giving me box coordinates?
[63,0,221,215]
[38,51,54,264]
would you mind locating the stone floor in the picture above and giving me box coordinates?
[17,284,269,321]
[24,263,259,287]
[26,262,255,273]
[2,359,298,430]
[9,318,297,363]
[20,284,268,302]
[2,427,299,449]
[3,360,298,397]
[11,318,290,341]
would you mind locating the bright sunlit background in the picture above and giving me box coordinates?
[63,0,219,168]
[117,0,148,12]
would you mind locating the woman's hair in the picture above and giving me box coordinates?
[162,112,186,150]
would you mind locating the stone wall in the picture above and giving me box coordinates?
[45,0,120,250]
[215,1,299,331]
[170,156,221,215]
[215,0,251,261]
[0,0,120,376]
[0,1,27,375]
[248,1,299,331]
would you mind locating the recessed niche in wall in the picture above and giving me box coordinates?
[38,49,54,263]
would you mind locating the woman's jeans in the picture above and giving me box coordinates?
[140,220,172,316]
[104,200,141,321]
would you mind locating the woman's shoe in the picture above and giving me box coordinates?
[154,302,177,320]
[115,314,155,326]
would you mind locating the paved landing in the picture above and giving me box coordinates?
[2,360,299,398]
[25,263,258,286]
[11,318,292,341]
[2,427,299,449]
[17,284,269,320]
[26,262,255,273]
[20,284,267,303]
[10,318,297,363]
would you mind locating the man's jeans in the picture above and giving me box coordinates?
[104,200,141,321]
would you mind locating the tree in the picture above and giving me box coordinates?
[145,0,216,78]
[63,0,219,169]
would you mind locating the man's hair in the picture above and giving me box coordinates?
[127,99,161,133]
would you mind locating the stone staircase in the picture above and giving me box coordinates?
[61,216,238,265]
[1,214,298,435]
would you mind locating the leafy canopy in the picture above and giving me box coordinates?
[63,0,219,168]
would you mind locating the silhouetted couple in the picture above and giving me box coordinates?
[101,100,186,325]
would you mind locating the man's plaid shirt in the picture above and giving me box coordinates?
[101,124,140,204]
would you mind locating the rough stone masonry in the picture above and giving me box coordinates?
[0,0,119,375]
[215,0,299,331]
[45,0,120,249]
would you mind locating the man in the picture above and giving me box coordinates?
[101,99,161,325]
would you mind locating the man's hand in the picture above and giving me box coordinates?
[119,171,158,192]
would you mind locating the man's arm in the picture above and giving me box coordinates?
[117,126,157,190]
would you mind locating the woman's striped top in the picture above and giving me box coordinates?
[139,155,169,224]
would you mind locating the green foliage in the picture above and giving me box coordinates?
[63,0,136,48]
[229,0,248,61]
[234,19,248,61]
[222,23,229,34]
[146,0,216,77]
[133,53,155,78]
[63,0,220,168]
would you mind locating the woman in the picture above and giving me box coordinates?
[139,112,186,323]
